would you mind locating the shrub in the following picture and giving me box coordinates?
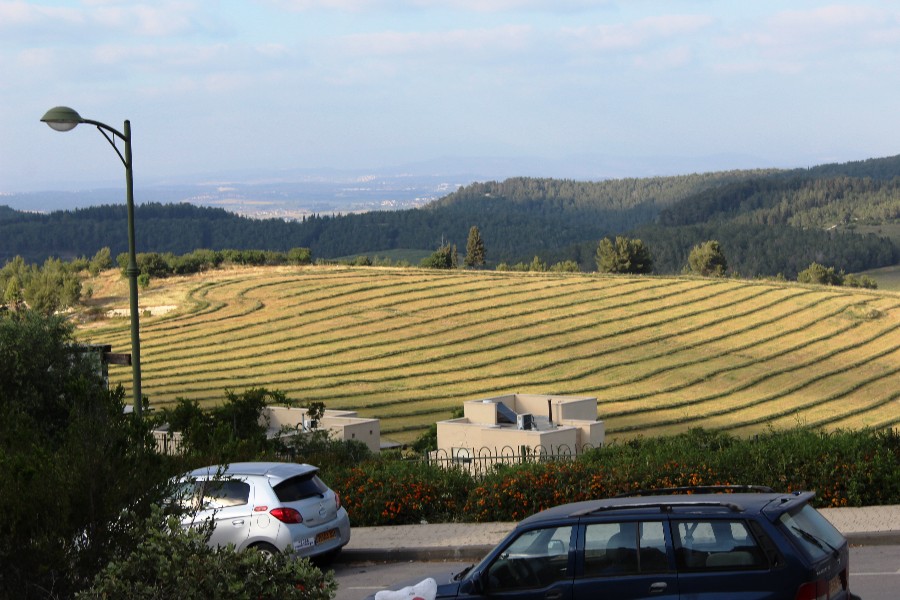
[331,459,471,525]
[420,244,458,269]
[549,260,580,272]
[797,262,843,285]
[160,388,281,463]
[596,236,653,274]
[686,240,727,277]
[79,507,335,600]
[844,273,878,289]
[282,430,373,471]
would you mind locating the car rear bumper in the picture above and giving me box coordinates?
[286,508,351,557]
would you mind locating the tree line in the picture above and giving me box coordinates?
[1,155,898,278]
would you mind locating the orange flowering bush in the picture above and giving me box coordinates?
[325,428,900,526]
[332,460,470,526]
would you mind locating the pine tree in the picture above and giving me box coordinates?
[464,225,486,268]
[595,236,653,274]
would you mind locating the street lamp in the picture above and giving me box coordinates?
[41,106,144,418]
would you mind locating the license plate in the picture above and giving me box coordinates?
[315,528,338,544]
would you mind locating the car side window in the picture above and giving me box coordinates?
[583,521,669,576]
[202,480,251,509]
[673,520,767,570]
[486,525,573,591]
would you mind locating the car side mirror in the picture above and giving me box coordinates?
[467,573,485,595]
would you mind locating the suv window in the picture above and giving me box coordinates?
[583,521,669,576]
[673,520,767,570]
[486,525,573,591]
[273,473,329,502]
[778,504,846,562]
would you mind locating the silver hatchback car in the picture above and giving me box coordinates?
[176,461,351,559]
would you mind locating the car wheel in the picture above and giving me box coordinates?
[249,542,280,558]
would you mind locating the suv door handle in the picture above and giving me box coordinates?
[649,582,667,594]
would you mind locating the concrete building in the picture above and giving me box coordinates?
[435,393,604,467]
[264,405,381,454]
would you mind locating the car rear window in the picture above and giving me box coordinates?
[778,504,845,562]
[273,473,329,502]
[673,520,767,571]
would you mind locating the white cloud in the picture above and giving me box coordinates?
[563,14,714,52]
[90,2,199,37]
[0,1,82,24]
[338,24,533,57]
[724,4,900,62]
[264,0,605,12]
[0,1,205,39]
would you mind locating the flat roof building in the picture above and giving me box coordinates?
[435,393,604,468]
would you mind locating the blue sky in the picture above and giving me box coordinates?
[3,1,900,192]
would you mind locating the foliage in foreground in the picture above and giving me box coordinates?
[79,507,335,600]
[326,427,900,526]
[0,310,175,599]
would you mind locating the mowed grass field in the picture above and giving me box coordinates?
[78,265,900,445]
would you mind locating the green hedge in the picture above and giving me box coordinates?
[326,427,900,526]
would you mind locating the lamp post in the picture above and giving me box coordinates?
[41,106,143,419]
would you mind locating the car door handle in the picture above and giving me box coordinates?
[544,590,563,600]
[231,519,245,526]
[649,582,667,594]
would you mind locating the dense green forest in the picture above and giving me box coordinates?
[2,156,899,277]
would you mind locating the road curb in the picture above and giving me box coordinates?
[339,544,495,563]
[844,531,900,546]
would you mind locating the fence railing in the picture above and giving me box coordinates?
[152,430,184,455]
[424,443,599,479]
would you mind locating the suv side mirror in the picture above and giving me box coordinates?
[463,571,485,596]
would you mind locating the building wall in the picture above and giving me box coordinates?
[264,406,381,453]
[151,405,381,455]
[437,418,582,453]
[438,393,605,460]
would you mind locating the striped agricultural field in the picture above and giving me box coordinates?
[78,265,900,444]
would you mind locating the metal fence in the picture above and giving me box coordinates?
[152,430,184,455]
[424,443,600,479]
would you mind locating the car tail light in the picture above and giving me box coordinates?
[795,569,846,600]
[795,580,828,600]
[270,507,303,524]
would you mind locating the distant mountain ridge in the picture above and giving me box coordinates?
[2,156,898,278]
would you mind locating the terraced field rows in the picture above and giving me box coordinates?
[80,266,900,444]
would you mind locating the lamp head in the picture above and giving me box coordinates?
[41,106,83,132]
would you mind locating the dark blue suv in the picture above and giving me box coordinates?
[424,487,859,600]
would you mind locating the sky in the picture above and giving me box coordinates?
[3,0,900,192]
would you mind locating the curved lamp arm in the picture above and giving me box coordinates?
[41,106,129,168]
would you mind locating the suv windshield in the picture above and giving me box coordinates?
[778,504,845,562]
[273,473,328,502]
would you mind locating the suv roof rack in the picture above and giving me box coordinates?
[614,485,775,498]
[571,499,746,517]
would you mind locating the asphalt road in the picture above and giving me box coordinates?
[852,544,900,600]
[330,545,900,600]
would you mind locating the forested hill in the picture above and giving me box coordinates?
[2,156,899,277]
